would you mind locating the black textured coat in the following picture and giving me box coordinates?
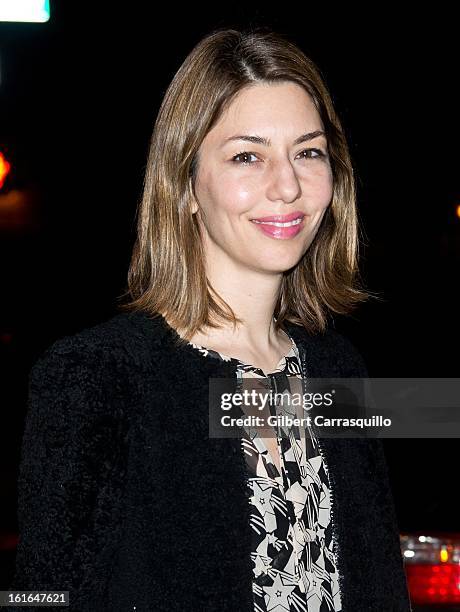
[9,310,412,611]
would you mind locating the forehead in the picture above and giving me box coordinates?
[208,81,322,143]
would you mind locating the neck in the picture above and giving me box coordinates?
[202,257,284,355]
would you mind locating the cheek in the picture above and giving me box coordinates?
[309,169,334,210]
[206,175,256,216]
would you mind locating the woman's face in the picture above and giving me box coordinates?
[191,81,334,275]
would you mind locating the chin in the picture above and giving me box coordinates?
[254,255,303,274]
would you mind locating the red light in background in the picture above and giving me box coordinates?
[0,531,18,550]
[406,564,460,605]
[0,151,11,188]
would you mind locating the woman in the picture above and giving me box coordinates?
[10,28,412,611]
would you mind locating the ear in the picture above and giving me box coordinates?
[189,178,199,215]
[190,195,199,215]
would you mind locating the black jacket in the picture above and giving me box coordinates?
[9,310,412,611]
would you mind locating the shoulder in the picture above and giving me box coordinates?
[25,312,161,439]
[314,327,368,375]
[31,310,160,381]
[25,312,165,421]
[285,321,368,377]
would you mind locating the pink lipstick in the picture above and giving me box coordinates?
[250,211,305,239]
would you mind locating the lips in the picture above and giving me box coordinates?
[251,211,305,224]
[251,212,306,239]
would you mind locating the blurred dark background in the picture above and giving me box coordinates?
[1,1,459,594]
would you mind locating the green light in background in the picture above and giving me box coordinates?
[0,0,50,23]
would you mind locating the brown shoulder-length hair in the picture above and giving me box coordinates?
[117,26,373,345]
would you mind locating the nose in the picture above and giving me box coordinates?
[265,159,302,204]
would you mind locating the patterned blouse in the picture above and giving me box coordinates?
[188,331,342,612]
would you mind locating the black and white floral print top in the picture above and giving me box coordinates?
[188,331,342,612]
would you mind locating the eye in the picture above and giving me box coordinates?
[231,151,259,165]
[297,148,327,160]
[231,148,328,166]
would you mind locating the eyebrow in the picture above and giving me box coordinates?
[221,129,327,148]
